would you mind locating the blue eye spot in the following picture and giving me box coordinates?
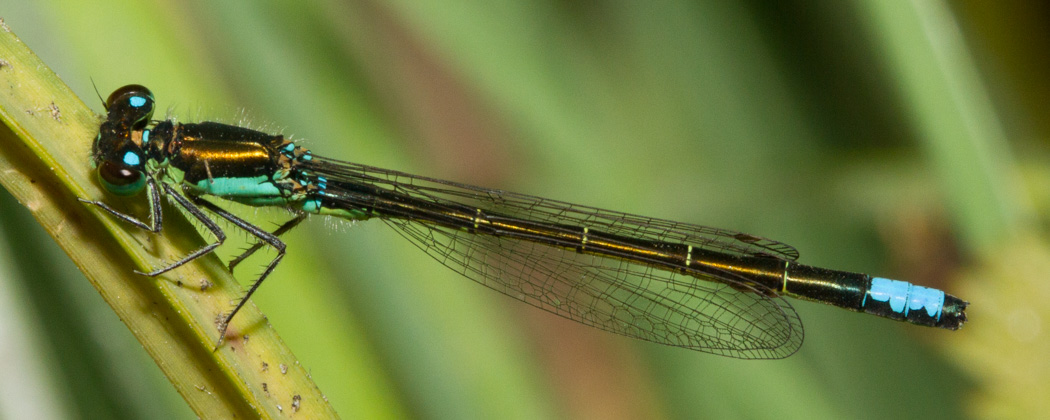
[123,151,141,166]
[142,130,150,143]
[129,96,147,107]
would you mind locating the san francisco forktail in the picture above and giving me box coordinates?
[80,85,968,359]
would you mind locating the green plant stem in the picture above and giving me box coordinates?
[0,27,335,419]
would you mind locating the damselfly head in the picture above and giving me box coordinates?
[106,84,155,130]
[90,85,153,196]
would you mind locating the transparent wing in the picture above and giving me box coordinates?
[306,157,804,359]
[383,217,803,359]
[307,159,799,261]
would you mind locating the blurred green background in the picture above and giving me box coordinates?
[1,1,1048,419]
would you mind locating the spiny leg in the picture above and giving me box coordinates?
[134,184,228,276]
[81,179,227,275]
[78,176,164,232]
[228,214,305,272]
[191,197,286,347]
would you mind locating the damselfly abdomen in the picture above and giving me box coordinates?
[81,85,968,359]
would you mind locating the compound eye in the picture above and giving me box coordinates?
[97,160,146,196]
[106,84,155,129]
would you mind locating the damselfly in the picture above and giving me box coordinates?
[81,85,967,359]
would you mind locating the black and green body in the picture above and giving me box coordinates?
[83,85,967,359]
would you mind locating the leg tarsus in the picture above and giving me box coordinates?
[228,214,304,272]
[78,177,164,232]
[192,196,286,347]
[133,184,227,277]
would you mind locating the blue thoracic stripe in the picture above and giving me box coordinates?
[194,175,281,197]
[864,277,945,320]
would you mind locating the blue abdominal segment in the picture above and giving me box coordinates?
[864,277,945,321]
